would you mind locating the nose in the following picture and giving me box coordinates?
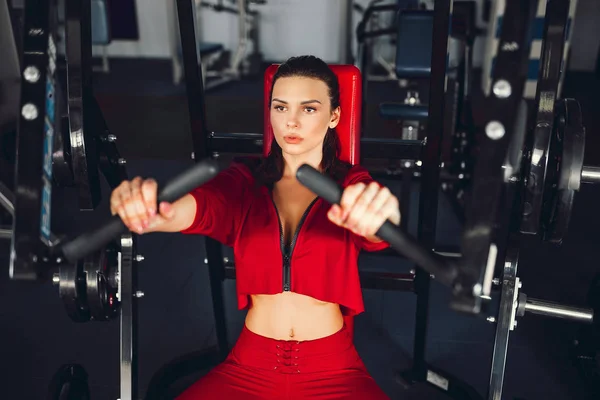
[286,118,298,128]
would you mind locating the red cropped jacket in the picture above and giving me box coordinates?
[181,158,390,316]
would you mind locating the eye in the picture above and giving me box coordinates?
[273,105,286,112]
[304,107,316,113]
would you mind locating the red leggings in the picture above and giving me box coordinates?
[176,324,389,399]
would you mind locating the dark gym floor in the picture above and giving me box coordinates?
[1,58,600,400]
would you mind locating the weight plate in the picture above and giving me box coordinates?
[51,115,74,187]
[519,0,570,236]
[65,0,101,211]
[558,99,585,192]
[541,99,585,244]
[47,364,90,400]
[83,242,120,321]
[58,261,90,323]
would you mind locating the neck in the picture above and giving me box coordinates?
[281,151,323,180]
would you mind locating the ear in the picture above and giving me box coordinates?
[329,106,341,129]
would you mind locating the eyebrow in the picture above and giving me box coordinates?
[272,98,322,105]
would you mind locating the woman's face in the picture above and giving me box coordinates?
[270,76,340,158]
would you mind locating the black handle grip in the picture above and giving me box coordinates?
[296,164,457,288]
[59,158,220,264]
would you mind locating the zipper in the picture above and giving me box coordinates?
[271,196,319,292]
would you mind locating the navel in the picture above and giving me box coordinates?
[289,328,295,338]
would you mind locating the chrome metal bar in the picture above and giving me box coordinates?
[0,181,15,216]
[487,248,519,400]
[120,233,137,400]
[581,166,600,184]
[0,228,12,239]
[524,298,594,323]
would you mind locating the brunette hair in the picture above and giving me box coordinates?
[254,55,350,187]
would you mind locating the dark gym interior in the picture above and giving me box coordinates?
[2,0,600,399]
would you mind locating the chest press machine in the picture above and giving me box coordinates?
[183,0,600,399]
[3,0,600,400]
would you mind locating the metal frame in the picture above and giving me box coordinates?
[451,0,536,315]
[10,0,58,281]
[393,1,481,398]
[407,0,451,385]
[519,0,572,237]
[176,0,230,363]
[65,0,102,211]
[487,244,519,400]
[3,0,592,398]
[487,240,595,400]
[119,233,138,400]
[5,0,137,398]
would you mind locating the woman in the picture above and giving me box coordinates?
[111,56,400,399]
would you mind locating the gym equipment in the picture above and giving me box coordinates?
[47,364,90,400]
[538,98,586,243]
[357,2,478,230]
[487,243,594,400]
[4,0,599,399]
[63,0,103,210]
[178,0,482,398]
[572,273,600,398]
[91,0,112,73]
[481,0,578,100]
[377,9,433,123]
[3,2,220,399]
[56,238,120,323]
[479,1,600,398]
[314,1,600,399]
[172,0,266,89]
[519,0,575,243]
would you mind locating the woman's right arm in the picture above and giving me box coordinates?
[110,161,253,244]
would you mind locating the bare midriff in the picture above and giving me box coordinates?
[245,292,345,341]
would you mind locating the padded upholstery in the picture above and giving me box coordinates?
[262,64,363,336]
[263,64,362,165]
[91,0,111,45]
[395,10,433,79]
[199,42,224,56]
[379,103,428,121]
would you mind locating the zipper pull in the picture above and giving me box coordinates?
[283,255,291,291]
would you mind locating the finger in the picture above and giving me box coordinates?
[141,179,158,217]
[159,201,176,220]
[110,192,120,216]
[339,183,366,220]
[130,177,149,228]
[361,186,393,236]
[121,185,143,233]
[370,196,400,235]
[327,204,343,225]
[113,181,131,226]
[116,203,132,230]
[345,182,381,232]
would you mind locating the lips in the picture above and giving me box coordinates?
[284,135,303,144]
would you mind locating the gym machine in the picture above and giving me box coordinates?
[1,0,217,399]
[483,1,600,398]
[3,1,600,400]
[172,0,266,90]
[181,0,600,399]
[355,1,479,225]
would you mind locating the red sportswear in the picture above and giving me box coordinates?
[181,158,390,316]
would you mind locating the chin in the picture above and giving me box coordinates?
[280,145,307,156]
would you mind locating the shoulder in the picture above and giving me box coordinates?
[232,155,262,171]
[341,164,376,187]
[221,156,262,181]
